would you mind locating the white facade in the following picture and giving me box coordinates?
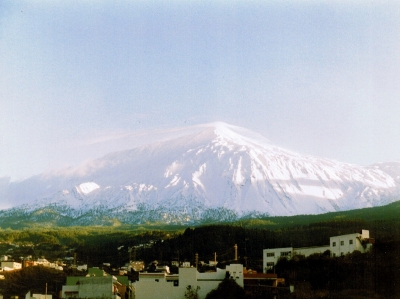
[76,264,87,271]
[35,258,63,270]
[25,291,53,299]
[1,261,22,271]
[61,276,121,299]
[263,247,293,272]
[134,264,244,299]
[294,245,330,257]
[263,230,373,273]
[330,229,372,257]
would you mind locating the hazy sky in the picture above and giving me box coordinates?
[1,1,400,181]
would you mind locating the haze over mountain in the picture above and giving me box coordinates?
[1,122,399,226]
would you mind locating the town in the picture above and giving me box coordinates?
[0,229,377,299]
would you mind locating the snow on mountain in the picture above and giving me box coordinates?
[1,122,400,225]
[76,182,100,195]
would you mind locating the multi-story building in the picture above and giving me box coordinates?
[329,229,373,256]
[133,263,244,299]
[0,261,22,271]
[263,247,298,272]
[263,230,374,273]
[25,291,53,299]
[62,276,121,299]
[61,268,132,299]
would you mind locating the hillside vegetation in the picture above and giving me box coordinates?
[1,201,400,265]
[0,201,399,298]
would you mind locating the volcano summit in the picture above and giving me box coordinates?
[1,122,400,226]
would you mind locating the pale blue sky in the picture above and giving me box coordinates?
[1,1,400,180]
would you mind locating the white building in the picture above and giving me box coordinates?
[294,245,331,258]
[61,276,121,299]
[35,258,63,271]
[263,247,294,272]
[134,264,244,299]
[1,261,22,271]
[330,229,373,257]
[25,291,53,299]
[76,264,87,271]
[263,230,374,273]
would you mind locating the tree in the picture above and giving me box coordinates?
[185,285,200,299]
[2,266,66,299]
[205,278,245,299]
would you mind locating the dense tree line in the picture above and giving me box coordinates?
[0,266,66,299]
[205,278,246,299]
[275,243,400,299]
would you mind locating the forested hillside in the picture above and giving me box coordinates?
[1,201,400,298]
[1,201,400,267]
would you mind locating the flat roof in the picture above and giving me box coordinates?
[294,245,330,250]
[244,273,278,280]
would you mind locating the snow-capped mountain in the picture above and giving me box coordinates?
[1,122,400,226]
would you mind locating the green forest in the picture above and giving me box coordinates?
[1,201,400,298]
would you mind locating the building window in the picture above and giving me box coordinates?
[267,252,275,257]
[332,242,336,247]
[349,240,353,245]
[266,262,274,268]
[174,280,179,286]
[280,251,291,257]
[340,241,344,246]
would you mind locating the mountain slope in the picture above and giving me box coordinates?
[1,122,400,226]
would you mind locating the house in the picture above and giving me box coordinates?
[61,276,121,299]
[330,229,373,257]
[263,230,374,273]
[76,264,87,271]
[61,268,132,299]
[35,258,63,271]
[1,261,22,271]
[133,264,244,299]
[37,258,49,264]
[25,291,52,299]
